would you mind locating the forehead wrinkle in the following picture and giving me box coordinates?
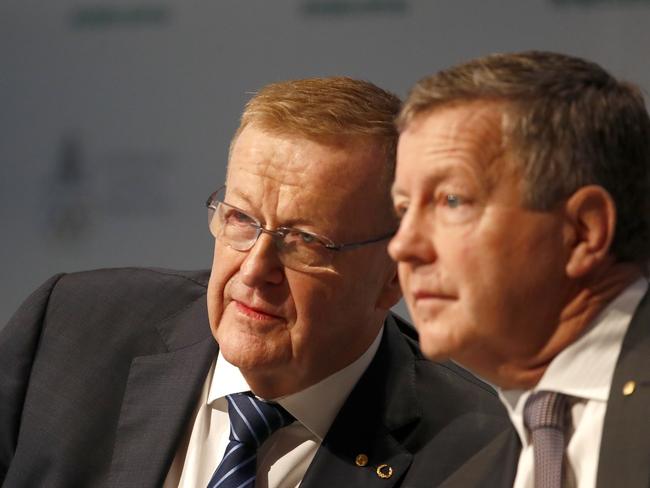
[229,130,312,187]
[409,138,495,200]
[458,102,520,196]
[277,183,322,228]
[230,169,327,230]
[437,102,511,195]
[228,155,307,194]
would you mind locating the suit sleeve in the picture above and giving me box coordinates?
[0,274,65,482]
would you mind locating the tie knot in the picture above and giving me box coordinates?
[524,390,569,432]
[225,392,295,447]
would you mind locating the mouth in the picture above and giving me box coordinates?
[409,292,455,321]
[233,300,284,321]
[411,290,456,303]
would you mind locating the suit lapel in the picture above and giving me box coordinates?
[301,315,417,488]
[301,434,412,488]
[596,288,650,488]
[107,297,218,487]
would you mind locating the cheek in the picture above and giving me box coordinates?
[455,218,564,332]
[287,277,334,325]
[436,228,482,287]
[440,228,507,330]
[206,276,222,336]
[278,283,328,359]
[288,272,364,345]
[398,263,414,305]
[207,245,243,327]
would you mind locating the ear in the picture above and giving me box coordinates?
[564,185,617,278]
[376,263,403,310]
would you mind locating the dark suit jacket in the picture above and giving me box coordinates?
[437,287,650,488]
[0,268,508,487]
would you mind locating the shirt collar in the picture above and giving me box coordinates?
[208,326,384,442]
[498,277,648,444]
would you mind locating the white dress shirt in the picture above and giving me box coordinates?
[164,326,384,488]
[499,278,648,488]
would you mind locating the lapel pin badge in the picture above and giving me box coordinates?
[622,380,636,396]
[376,464,393,479]
[354,454,393,479]
[355,454,369,467]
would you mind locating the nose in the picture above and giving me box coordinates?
[388,209,436,265]
[240,233,285,287]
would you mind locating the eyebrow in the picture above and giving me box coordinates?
[225,188,319,230]
[390,164,469,199]
[418,147,509,188]
[225,187,253,205]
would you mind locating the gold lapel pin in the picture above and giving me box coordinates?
[355,454,369,467]
[622,380,636,396]
[354,454,393,479]
[376,464,393,479]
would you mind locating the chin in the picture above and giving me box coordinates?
[219,341,267,371]
[219,330,288,371]
[418,331,452,361]
[415,322,459,362]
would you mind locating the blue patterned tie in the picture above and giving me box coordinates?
[524,391,570,488]
[206,392,295,488]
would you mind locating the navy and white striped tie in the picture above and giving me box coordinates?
[207,392,295,488]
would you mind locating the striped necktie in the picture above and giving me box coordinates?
[207,392,295,488]
[523,391,570,488]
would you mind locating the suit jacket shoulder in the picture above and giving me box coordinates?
[0,267,216,487]
[596,287,650,488]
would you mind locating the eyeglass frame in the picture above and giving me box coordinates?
[205,185,396,256]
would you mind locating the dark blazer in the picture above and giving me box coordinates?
[0,268,508,487]
[437,287,650,488]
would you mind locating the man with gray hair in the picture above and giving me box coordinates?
[389,51,650,487]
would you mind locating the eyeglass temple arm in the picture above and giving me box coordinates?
[326,231,396,251]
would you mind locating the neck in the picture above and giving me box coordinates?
[493,261,642,390]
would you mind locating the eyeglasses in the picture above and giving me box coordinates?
[206,186,395,272]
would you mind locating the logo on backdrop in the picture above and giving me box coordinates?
[299,0,408,16]
[69,5,171,30]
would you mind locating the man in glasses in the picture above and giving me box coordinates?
[0,77,506,487]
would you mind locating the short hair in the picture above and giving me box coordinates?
[231,77,401,179]
[399,51,650,263]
